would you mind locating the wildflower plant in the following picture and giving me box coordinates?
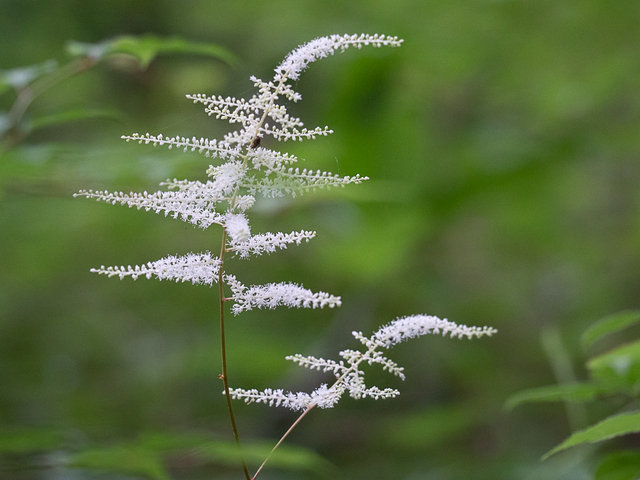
[76,34,497,479]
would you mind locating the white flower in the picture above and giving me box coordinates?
[121,132,240,159]
[309,384,344,409]
[206,161,247,194]
[228,387,315,411]
[247,147,298,172]
[233,195,255,212]
[274,34,403,82]
[229,315,495,411]
[186,34,402,151]
[227,383,345,412]
[243,167,368,198]
[225,213,251,243]
[74,179,229,230]
[224,274,341,315]
[229,230,316,258]
[368,314,499,349]
[90,252,222,286]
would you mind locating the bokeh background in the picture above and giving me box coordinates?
[2,1,640,479]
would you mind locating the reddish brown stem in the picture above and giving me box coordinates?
[218,228,251,480]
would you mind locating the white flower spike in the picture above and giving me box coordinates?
[229,315,497,411]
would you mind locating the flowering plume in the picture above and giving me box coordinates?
[228,315,497,411]
[224,274,342,315]
[76,35,497,478]
[90,252,222,285]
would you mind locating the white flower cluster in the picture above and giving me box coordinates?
[90,252,222,285]
[229,315,497,411]
[275,33,403,82]
[224,274,341,316]
[229,230,316,258]
[224,213,251,243]
[368,314,498,347]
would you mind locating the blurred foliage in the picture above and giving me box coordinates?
[0,428,332,479]
[0,34,237,148]
[2,0,640,479]
[508,311,640,477]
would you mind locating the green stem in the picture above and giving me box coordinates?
[252,404,316,480]
[218,228,251,480]
[541,327,588,432]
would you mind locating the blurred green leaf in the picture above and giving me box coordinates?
[64,432,333,477]
[69,444,170,480]
[65,40,110,60]
[595,451,640,480]
[0,428,65,453]
[379,404,478,450]
[67,34,239,69]
[582,311,640,351]
[504,382,604,411]
[139,432,334,475]
[0,59,58,92]
[587,340,640,388]
[0,112,11,137]
[30,108,124,131]
[543,411,640,460]
[195,439,335,476]
[540,326,588,431]
[136,432,210,452]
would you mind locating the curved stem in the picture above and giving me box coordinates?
[252,404,316,480]
[218,228,251,480]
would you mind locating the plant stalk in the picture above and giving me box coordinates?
[218,228,251,480]
[217,70,290,480]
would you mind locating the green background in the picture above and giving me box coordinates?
[2,1,640,479]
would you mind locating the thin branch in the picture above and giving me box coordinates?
[252,404,316,480]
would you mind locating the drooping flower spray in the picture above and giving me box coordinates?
[76,34,496,479]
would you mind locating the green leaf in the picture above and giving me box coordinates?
[0,428,65,453]
[69,444,170,480]
[0,59,58,92]
[587,340,640,388]
[136,432,209,452]
[67,35,239,69]
[75,432,334,477]
[30,108,123,131]
[0,112,12,137]
[595,451,640,480]
[248,442,334,475]
[194,440,335,476]
[378,404,479,450]
[543,410,640,460]
[504,382,604,411]
[65,40,110,60]
[582,311,640,351]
